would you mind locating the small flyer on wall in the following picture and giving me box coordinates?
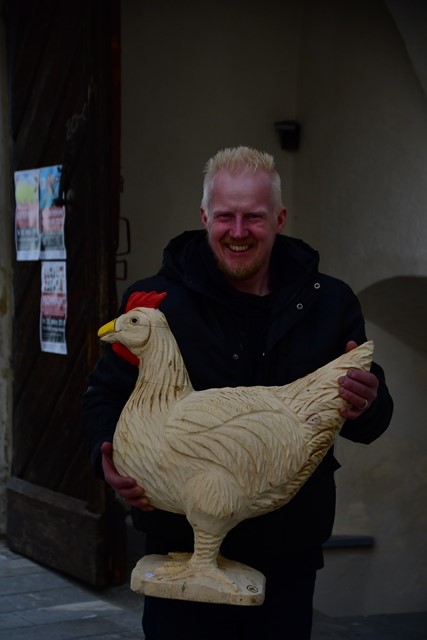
[14,169,40,260]
[40,261,68,355]
[39,165,66,259]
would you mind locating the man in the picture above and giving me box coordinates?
[82,146,393,639]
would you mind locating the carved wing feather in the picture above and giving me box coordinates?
[165,387,308,500]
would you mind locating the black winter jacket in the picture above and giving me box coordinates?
[82,231,393,570]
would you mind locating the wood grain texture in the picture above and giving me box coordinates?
[6,0,124,586]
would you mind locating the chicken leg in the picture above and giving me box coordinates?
[130,471,266,604]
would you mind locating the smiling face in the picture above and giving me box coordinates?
[200,170,286,295]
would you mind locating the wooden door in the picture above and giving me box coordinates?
[5,0,126,586]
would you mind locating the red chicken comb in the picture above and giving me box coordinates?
[126,290,167,311]
[113,291,167,366]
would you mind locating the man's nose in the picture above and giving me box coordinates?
[229,216,248,237]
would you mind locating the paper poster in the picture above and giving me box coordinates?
[40,261,68,355]
[39,165,66,259]
[14,169,40,260]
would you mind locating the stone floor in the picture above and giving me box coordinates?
[1,536,426,639]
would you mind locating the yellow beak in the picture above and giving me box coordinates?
[98,319,116,338]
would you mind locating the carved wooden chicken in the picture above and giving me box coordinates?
[98,292,373,605]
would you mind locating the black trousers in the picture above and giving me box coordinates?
[142,563,316,640]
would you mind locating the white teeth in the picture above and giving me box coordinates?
[229,245,250,252]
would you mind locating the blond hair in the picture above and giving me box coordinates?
[201,146,283,212]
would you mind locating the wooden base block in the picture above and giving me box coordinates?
[130,553,265,606]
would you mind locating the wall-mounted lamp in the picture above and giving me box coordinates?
[274,120,301,151]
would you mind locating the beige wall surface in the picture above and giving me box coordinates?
[294,0,427,292]
[120,0,303,298]
[118,0,427,617]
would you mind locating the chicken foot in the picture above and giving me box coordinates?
[131,524,266,604]
[152,527,239,591]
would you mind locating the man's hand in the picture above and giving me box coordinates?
[338,340,379,420]
[101,442,154,511]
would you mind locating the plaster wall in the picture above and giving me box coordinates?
[0,18,12,535]
[293,0,427,292]
[119,0,303,298]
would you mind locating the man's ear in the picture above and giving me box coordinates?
[276,208,287,233]
[200,208,209,228]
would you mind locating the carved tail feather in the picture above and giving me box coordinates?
[273,341,374,427]
[255,341,376,493]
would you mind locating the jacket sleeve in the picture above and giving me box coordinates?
[337,284,394,444]
[81,345,138,478]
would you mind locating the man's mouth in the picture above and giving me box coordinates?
[227,243,252,253]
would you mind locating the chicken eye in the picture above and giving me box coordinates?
[130,316,139,325]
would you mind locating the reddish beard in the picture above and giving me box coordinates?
[214,251,266,281]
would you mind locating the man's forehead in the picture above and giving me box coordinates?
[211,169,271,190]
